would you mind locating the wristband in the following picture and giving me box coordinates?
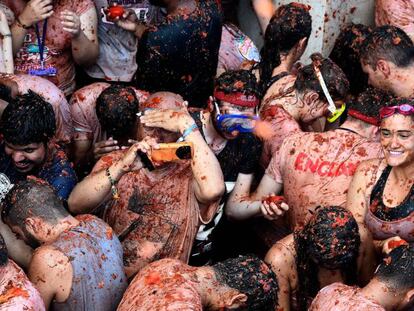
[177,123,198,142]
[15,17,32,30]
[106,167,119,200]
[1,34,12,37]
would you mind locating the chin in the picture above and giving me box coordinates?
[13,165,34,173]
[385,151,412,167]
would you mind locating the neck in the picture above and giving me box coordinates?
[271,57,291,77]
[391,67,414,97]
[195,266,219,306]
[274,91,302,121]
[361,278,402,311]
[43,216,79,243]
[390,160,414,180]
[339,120,369,139]
[317,267,343,288]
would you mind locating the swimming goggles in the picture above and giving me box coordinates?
[379,104,414,119]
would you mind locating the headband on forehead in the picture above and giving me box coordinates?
[214,90,259,108]
[348,109,380,126]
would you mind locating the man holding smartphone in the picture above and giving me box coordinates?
[68,91,225,278]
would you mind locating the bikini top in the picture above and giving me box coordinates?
[370,165,414,221]
[365,165,414,242]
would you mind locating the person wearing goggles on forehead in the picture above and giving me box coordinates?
[348,98,414,260]
[188,69,264,264]
[259,53,349,168]
[228,87,389,254]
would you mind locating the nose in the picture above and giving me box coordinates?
[11,151,25,163]
[390,134,401,149]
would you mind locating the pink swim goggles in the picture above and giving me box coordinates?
[379,104,414,119]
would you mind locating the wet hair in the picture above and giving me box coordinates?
[329,23,372,95]
[294,206,360,311]
[360,25,414,69]
[0,234,7,266]
[213,255,278,311]
[294,53,350,105]
[215,69,261,98]
[259,3,312,90]
[0,84,12,103]
[96,84,139,140]
[376,245,414,291]
[346,87,394,125]
[0,90,56,146]
[2,179,68,227]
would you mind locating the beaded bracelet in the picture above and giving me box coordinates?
[106,168,119,200]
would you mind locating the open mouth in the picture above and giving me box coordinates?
[388,150,404,157]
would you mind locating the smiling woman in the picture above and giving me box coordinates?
[347,98,414,251]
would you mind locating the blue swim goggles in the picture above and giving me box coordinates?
[216,114,258,133]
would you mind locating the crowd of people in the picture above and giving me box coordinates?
[0,0,414,310]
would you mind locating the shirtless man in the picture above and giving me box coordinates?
[265,206,362,311]
[227,87,388,230]
[310,244,414,311]
[68,91,224,277]
[118,255,278,311]
[2,179,127,310]
[360,25,414,98]
[0,234,45,311]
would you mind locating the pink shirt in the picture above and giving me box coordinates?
[309,283,385,311]
[69,82,148,143]
[0,260,45,311]
[376,0,414,41]
[9,74,73,145]
[5,0,95,96]
[266,130,382,229]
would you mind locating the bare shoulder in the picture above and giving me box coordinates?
[30,246,71,274]
[265,234,295,272]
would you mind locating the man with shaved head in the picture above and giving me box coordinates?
[69,91,225,277]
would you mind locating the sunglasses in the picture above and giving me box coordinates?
[379,104,414,119]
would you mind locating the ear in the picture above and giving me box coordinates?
[303,91,320,106]
[296,37,308,56]
[24,217,37,236]
[376,59,391,78]
[225,293,248,309]
[401,288,414,308]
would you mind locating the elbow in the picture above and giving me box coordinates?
[75,46,99,67]
[199,182,225,205]
[67,193,83,215]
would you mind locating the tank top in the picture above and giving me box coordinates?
[51,215,127,311]
[365,166,414,241]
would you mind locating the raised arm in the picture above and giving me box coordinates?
[61,7,99,66]
[140,109,225,204]
[10,0,53,54]
[252,0,275,34]
[68,141,151,214]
